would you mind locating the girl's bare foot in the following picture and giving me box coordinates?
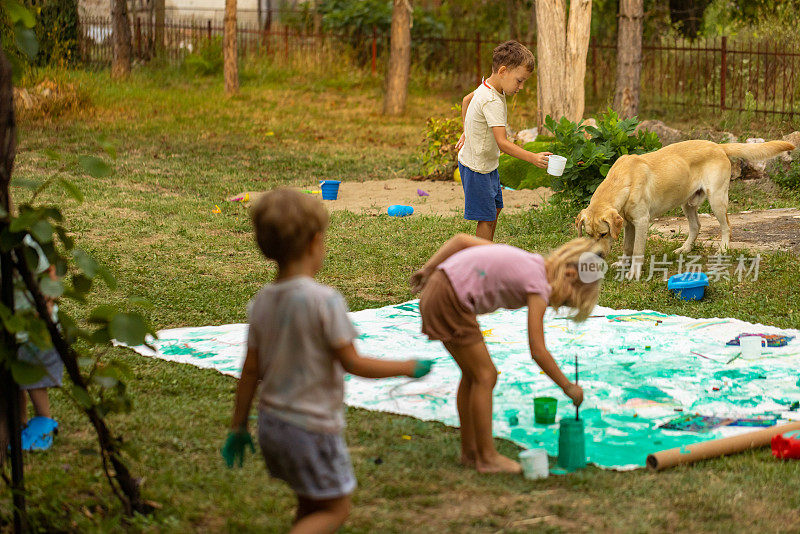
[476,453,522,474]
[460,453,476,467]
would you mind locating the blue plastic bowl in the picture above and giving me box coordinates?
[667,272,709,301]
[320,180,341,200]
[387,205,414,217]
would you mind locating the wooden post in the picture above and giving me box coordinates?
[475,32,481,86]
[720,36,727,110]
[284,26,289,62]
[371,27,377,76]
[207,19,212,41]
[135,17,142,59]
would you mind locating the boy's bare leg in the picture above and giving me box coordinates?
[18,390,27,425]
[291,495,351,534]
[475,221,494,241]
[475,209,502,241]
[28,389,51,419]
[444,340,521,474]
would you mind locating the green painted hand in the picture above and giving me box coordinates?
[222,429,256,468]
[412,359,434,378]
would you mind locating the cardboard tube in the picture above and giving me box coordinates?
[647,421,800,471]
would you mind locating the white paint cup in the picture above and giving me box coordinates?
[519,448,549,480]
[740,335,766,360]
[546,155,567,176]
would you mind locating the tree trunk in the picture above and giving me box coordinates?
[613,0,644,118]
[0,47,27,534]
[383,0,412,116]
[224,0,239,95]
[154,0,165,54]
[535,0,592,131]
[507,0,519,41]
[111,0,132,79]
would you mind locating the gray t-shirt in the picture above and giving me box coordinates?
[247,276,357,434]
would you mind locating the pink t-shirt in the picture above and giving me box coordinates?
[438,244,551,314]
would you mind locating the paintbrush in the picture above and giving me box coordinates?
[575,353,580,420]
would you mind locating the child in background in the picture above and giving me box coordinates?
[223,188,432,534]
[456,40,552,241]
[17,234,63,451]
[411,234,607,473]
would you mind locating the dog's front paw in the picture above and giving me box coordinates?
[625,262,643,281]
[673,245,691,255]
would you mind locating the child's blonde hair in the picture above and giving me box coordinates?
[251,188,329,266]
[545,238,609,322]
[492,40,535,73]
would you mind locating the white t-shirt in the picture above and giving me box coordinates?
[458,80,508,174]
[247,276,357,434]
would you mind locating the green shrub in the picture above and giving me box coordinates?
[498,140,553,190]
[769,157,800,191]
[29,0,79,66]
[545,109,661,204]
[181,37,224,76]
[419,105,461,179]
[313,0,444,66]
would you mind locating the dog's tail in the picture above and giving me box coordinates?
[721,140,795,161]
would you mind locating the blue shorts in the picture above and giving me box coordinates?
[459,162,503,221]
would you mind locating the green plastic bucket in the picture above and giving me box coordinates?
[533,396,557,424]
[557,418,586,471]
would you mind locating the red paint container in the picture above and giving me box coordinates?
[771,429,800,459]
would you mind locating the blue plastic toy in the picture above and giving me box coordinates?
[667,272,709,301]
[387,205,414,217]
[320,180,341,200]
[21,416,58,451]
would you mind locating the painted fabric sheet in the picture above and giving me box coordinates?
[128,302,800,470]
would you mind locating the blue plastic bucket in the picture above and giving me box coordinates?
[667,272,709,301]
[320,180,341,200]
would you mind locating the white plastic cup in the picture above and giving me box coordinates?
[547,155,567,176]
[519,448,549,480]
[740,335,766,360]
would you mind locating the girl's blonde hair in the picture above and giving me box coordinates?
[545,237,609,322]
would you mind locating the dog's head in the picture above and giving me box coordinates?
[576,207,624,244]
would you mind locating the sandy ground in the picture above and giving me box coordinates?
[229,181,798,253]
[231,179,552,217]
[651,208,800,254]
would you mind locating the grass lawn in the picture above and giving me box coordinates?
[3,62,800,533]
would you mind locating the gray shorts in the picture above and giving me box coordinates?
[258,411,356,500]
[17,344,63,390]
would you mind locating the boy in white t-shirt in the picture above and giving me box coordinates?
[456,40,552,241]
[223,188,432,534]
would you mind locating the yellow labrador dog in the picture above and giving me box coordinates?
[576,139,795,279]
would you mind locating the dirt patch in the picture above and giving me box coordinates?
[231,178,552,217]
[651,208,800,254]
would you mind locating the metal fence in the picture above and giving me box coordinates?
[79,15,800,117]
[587,36,800,117]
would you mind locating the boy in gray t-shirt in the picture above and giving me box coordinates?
[223,188,432,532]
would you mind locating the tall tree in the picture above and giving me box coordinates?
[507,0,520,40]
[613,0,644,118]
[154,0,165,54]
[224,0,239,95]
[383,0,412,116]
[111,0,132,79]
[535,0,593,130]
